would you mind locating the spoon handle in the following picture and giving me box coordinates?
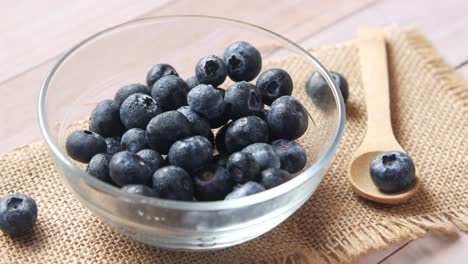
[358,29,397,146]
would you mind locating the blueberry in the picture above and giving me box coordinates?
[151,75,189,111]
[86,153,112,183]
[146,63,178,88]
[226,152,261,183]
[195,55,227,86]
[0,194,37,236]
[370,151,416,193]
[89,99,125,137]
[213,154,229,167]
[267,96,308,140]
[120,93,161,129]
[163,156,170,167]
[66,130,107,163]
[205,88,230,128]
[185,76,200,91]
[137,149,164,173]
[192,165,234,201]
[121,184,159,197]
[105,137,122,155]
[242,143,281,170]
[330,72,349,101]
[223,41,262,82]
[215,87,226,97]
[224,81,263,120]
[271,139,307,173]
[152,166,194,201]
[225,116,269,153]
[168,136,213,172]
[109,151,152,186]
[120,128,148,153]
[114,83,149,106]
[224,181,265,200]
[256,68,293,105]
[177,106,213,143]
[306,71,349,109]
[209,111,230,129]
[146,111,193,155]
[259,168,292,189]
[187,84,226,120]
[257,109,269,120]
[215,123,229,154]
[210,113,231,129]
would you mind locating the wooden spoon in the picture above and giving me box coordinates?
[348,29,420,204]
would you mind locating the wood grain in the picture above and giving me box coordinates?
[299,0,468,66]
[0,0,467,262]
[356,242,409,263]
[0,0,170,82]
[382,231,468,264]
[0,0,374,153]
[150,0,376,42]
[0,61,54,151]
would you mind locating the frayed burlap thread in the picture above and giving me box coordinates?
[0,29,467,263]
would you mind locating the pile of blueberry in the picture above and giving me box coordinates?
[66,41,313,201]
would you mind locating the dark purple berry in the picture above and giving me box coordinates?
[256,68,293,105]
[192,165,233,201]
[66,130,106,163]
[152,166,194,201]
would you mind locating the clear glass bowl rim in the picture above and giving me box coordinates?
[38,15,346,211]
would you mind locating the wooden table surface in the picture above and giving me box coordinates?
[1,0,466,263]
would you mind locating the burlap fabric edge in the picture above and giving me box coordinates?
[1,29,467,264]
[252,29,468,264]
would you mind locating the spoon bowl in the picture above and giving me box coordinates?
[348,29,420,204]
[349,151,420,204]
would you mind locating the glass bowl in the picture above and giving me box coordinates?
[38,15,345,251]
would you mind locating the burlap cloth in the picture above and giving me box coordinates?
[1,29,467,263]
